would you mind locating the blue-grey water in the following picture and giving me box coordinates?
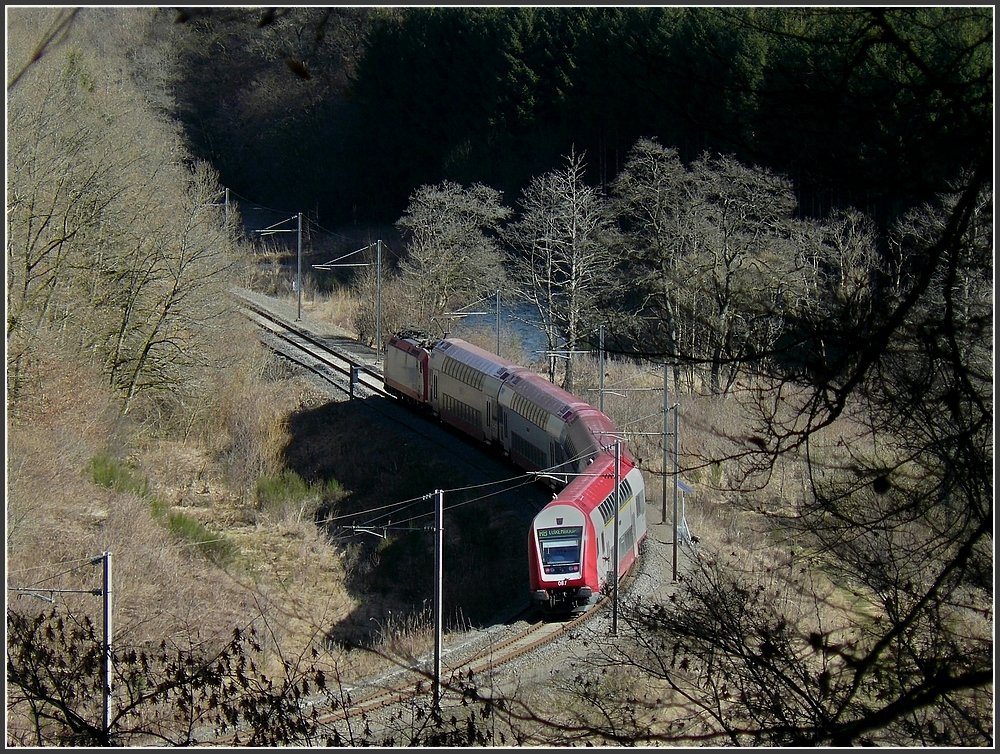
[444,300,547,357]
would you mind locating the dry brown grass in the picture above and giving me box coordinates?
[304,287,362,336]
[8,399,251,654]
[5,333,376,686]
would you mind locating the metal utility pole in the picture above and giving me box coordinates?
[433,490,443,710]
[313,240,382,360]
[253,214,301,316]
[598,324,606,414]
[100,550,112,739]
[659,362,682,580]
[295,212,303,321]
[672,398,680,582]
[612,441,620,637]
[11,553,114,739]
[376,239,383,362]
[662,363,669,525]
[495,289,501,356]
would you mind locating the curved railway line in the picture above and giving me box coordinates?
[313,608,596,729]
[228,289,655,744]
[236,292,387,398]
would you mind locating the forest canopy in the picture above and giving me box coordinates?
[157,6,992,227]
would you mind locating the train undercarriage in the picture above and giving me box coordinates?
[532,585,594,613]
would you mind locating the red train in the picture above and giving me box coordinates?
[384,333,647,612]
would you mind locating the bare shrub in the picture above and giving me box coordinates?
[351,269,413,346]
[191,337,294,494]
[311,285,362,336]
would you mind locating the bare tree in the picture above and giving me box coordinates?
[610,138,692,388]
[603,176,993,746]
[612,142,808,394]
[351,252,409,348]
[6,47,139,393]
[7,11,242,421]
[6,608,339,746]
[505,149,620,391]
[90,162,237,415]
[685,153,804,393]
[394,180,510,333]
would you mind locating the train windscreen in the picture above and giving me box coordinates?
[538,526,582,573]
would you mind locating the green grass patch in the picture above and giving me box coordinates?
[254,470,348,521]
[86,450,149,497]
[150,502,236,565]
[255,469,311,508]
[150,497,168,518]
[88,452,236,565]
[166,511,236,564]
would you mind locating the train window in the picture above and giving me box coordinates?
[442,394,481,428]
[441,355,486,390]
[511,433,546,469]
[510,393,548,429]
[543,542,578,564]
[538,525,582,573]
[599,497,614,524]
[620,479,633,502]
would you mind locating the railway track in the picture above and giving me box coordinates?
[235,291,387,398]
[316,610,594,725]
[207,603,609,745]
[233,290,543,490]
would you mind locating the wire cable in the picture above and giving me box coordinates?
[353,444,613,531]
[619,410,669,432]
[443,475,542,515]
[360,472,542,530]
[306,216,363,243]
[225,188,300,218]
[313,490,434,528]
[13,558,103,590]
[6,556,100,576]
[319,450,578,531]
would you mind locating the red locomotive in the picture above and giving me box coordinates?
[384,333,647,612]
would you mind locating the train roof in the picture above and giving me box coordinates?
[433,338,523,378]
[574,403,625,442]
[387,333,431,357]
[549,452,619,514]
[504,369,591,417]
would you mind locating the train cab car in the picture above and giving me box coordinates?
[529,451,647,613]
[384,334,431,405]
[427,339,523,444]
[528,479,598,612]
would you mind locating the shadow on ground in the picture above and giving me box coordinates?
[279,397,537,648]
